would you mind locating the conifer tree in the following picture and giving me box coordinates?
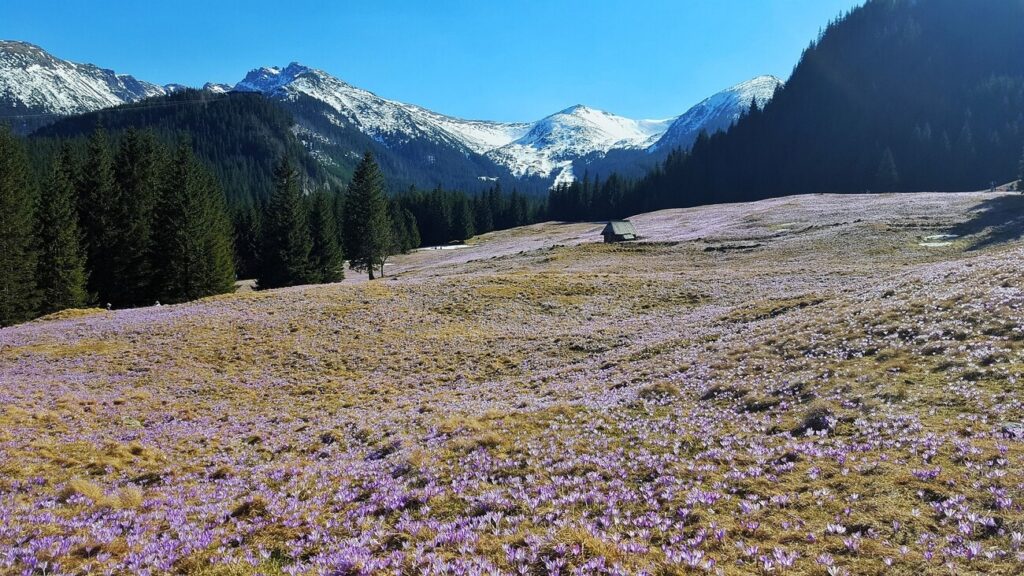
[258,155,314,288]
[343,152,391,279]
[232,203,263,279]
[876,148,900,191]
[473,194,493,234]
[388,201,420,254]
[400,205,420,250]
[112,128,161,305]
[1017,146,1024,191]
[151,143,236,302]
[308,190,344,283]
[78,126,119,305]
[451,194,475,242]
[35,145,88,315]
[0,126,40,325]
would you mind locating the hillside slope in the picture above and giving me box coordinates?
[0,40,167,133]
[3,191,1023,574]
[31,90,322,204]
[632,0,1024,210]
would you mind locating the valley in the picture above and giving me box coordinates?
[3,191,1022,575]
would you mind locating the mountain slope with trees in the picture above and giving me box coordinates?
[622,0,1024,213]
[31,90,323,206]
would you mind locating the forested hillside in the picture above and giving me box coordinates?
[562,0,1024,218]
[31,90,323,206]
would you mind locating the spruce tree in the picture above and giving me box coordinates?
[35,145,88,315]
[451,195,475,242]
[258,155,314,289]
[232,203,263,279]
[308,190,344,283]
[151,143,236,302]
[111,128,160,306]
[400,205,420,251]
[343,152,392,279]
[0,126,39,325]
[876,148,900,191]
[78,126,120,306]
[388,202,420,254]
[1017,146,1024,192]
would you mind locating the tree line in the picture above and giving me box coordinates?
[0,125,236,325]
[1,122,549,326]
[542,0,1024,221]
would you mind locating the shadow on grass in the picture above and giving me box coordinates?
[947,194,1024,250]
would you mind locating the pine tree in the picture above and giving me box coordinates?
[400,206,420,250]
[875,148,900,191]
[151,143,236,302]
[35,145,88,315]
[388,201,420,254]
[78,126,119,305]
[451,194,475,242]
[473,194,493,233]
[111,129,161,306]
[308,190,344,283]
[232,203,263,279]
[0,126,39,325]
[343,152,392,279]
[258,155,314,289]
[1017,146,1024,191]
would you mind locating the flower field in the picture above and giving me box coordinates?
[2,192,1023,575]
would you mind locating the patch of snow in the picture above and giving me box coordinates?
[650,75,782,153]
[0,40,166,117]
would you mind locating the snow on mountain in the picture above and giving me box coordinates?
[0,40,783,185]
[233,62,780,183]
[395,103,530,155]
[650,75,782,152]
[203,82,233,94]
[0,40,166,119]
[234,63,527,155]
[486,105,673,179]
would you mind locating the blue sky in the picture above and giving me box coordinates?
[4,0,862,121]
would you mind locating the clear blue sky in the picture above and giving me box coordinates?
[3,0,862,122]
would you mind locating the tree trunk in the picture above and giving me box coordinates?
[368,266,375,280]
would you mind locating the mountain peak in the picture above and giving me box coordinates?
[0,40,167,131]
[649,74,781,153]
[558,104,594,115]
[234,62,331,94]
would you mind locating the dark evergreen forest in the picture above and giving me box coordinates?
[551,0,1024,219]
[5,0,1024,326]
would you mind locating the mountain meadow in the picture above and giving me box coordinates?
[2,0,1024,575]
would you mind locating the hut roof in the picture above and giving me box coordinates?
[602,220,637,237]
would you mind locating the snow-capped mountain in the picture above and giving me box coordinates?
[0,40,784,188]
[234,63,530,156]
[233,62,781,186]
[203,82,233,94]
[485,105,673,184]
[0,40,167,129]
[651,75,782,152]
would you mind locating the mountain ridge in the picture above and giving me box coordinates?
[1,40,781,188]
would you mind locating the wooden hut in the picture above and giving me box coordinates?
[601,220,637,243]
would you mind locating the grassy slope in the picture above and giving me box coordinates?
[2,192,1023,575]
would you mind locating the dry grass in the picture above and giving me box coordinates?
[2,192,1023,575]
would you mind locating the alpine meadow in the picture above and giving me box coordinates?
[2,1,1024,575]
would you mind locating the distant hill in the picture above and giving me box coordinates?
[1,40,782,193]
[629,0,1024,211]
[0,40,169,134]
[31,90,322,205]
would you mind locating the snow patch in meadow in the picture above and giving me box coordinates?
[920,233,958,247]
